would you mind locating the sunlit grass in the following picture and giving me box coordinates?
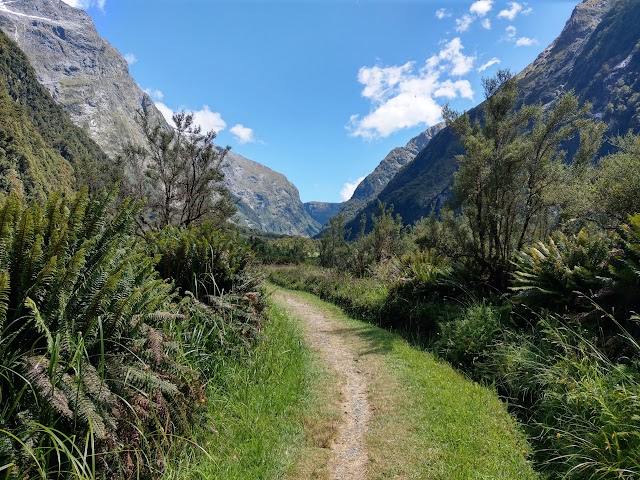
[165,302,316,480]
[276,287,539,480]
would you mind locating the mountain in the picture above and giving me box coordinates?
[340,123,445,228]
[0,0,320,236]
[223,151,321,237]
[348,0,640,230]
[0,28,110,199]
[303,201,343,227]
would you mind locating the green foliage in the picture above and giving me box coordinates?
[0,190,205,479]
[0,30,114,196]
[446,70,604,289]
[593,133,640,225]
[494,316,640,479]
[319,213,351,269]
[434,302,506,373]
[147,222,258,299]
[119,109,236,230]
[511,229,612,311]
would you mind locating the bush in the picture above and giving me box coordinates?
[493,315,640,479]
[434,302,506,373]
[147,222,259,298]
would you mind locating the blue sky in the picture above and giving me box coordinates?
[64,0,579,203]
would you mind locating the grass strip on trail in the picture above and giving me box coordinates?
[272,286,539,480]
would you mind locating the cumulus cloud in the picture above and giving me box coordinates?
[124,53,137,66]
[477,57,501,72]
[482,18,492,30]
[340,177,366,202]
[155,103,227,133]
[497,2,532,20]
[516,36,538,47]
[435,8,451,19]
[230,124,256,144]
[61,0,106,10]
[456,14,474,33]
[505,25,517,39]
[470,0,493,16]
[347,38,475,139]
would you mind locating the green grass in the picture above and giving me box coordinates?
[165,302,316,480]
[275,287,539,480]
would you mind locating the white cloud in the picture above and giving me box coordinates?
[516,36,538,47]
[470,0,493,16]
[124,53,137,66]
[430,37,475,76]
[230,124,256,144]
[505,25,517,39]
[143,88,164,101]
[456,14,474,33]
[482,18,492,30]
[155,103,227,133]
[340,176,366,202]
[61,0,106,10]
[477,57,501,72]
[155,102,176,126]
[358,62,414,101]
[435,8,451,19]
[497,2,532,20]
[348,38,475,139]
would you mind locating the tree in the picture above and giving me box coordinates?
[119,108,236,230]
[444,70,604,289]
[592,132,640,226]
[319,213,351,269]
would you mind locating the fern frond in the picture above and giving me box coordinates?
[24,298,53,352]
[24,356,73,419]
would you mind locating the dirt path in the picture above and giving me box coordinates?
[272,289,371,480]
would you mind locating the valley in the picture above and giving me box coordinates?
[0,0,639,479]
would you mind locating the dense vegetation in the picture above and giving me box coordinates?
[0,31,114,197]
[265,72,640,479]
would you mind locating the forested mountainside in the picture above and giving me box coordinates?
[0,29,110,198]
[339,123,444,229]
[347,0,640,231]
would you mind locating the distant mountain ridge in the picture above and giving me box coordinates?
[303,201,343,227]
[347,0,640,231]
[0,0,320,236]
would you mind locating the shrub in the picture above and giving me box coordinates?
[147,222,258,298]
[434,301,506,373]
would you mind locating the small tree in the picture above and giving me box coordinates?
[319,213,350,269]
[445,70,604,289]
[119,108,236,230]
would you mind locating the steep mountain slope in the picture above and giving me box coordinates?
[304,201,343,227]
[223,151,321,237]
[340,123,445,227]
[0,0,166,158]
[0,28,110,198]
[0,0,320,236]
[351,0,639,229]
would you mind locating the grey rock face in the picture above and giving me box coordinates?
[223,151,321,237]
[0,0,167,158]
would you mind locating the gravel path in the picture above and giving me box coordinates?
[272,290,371,480]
